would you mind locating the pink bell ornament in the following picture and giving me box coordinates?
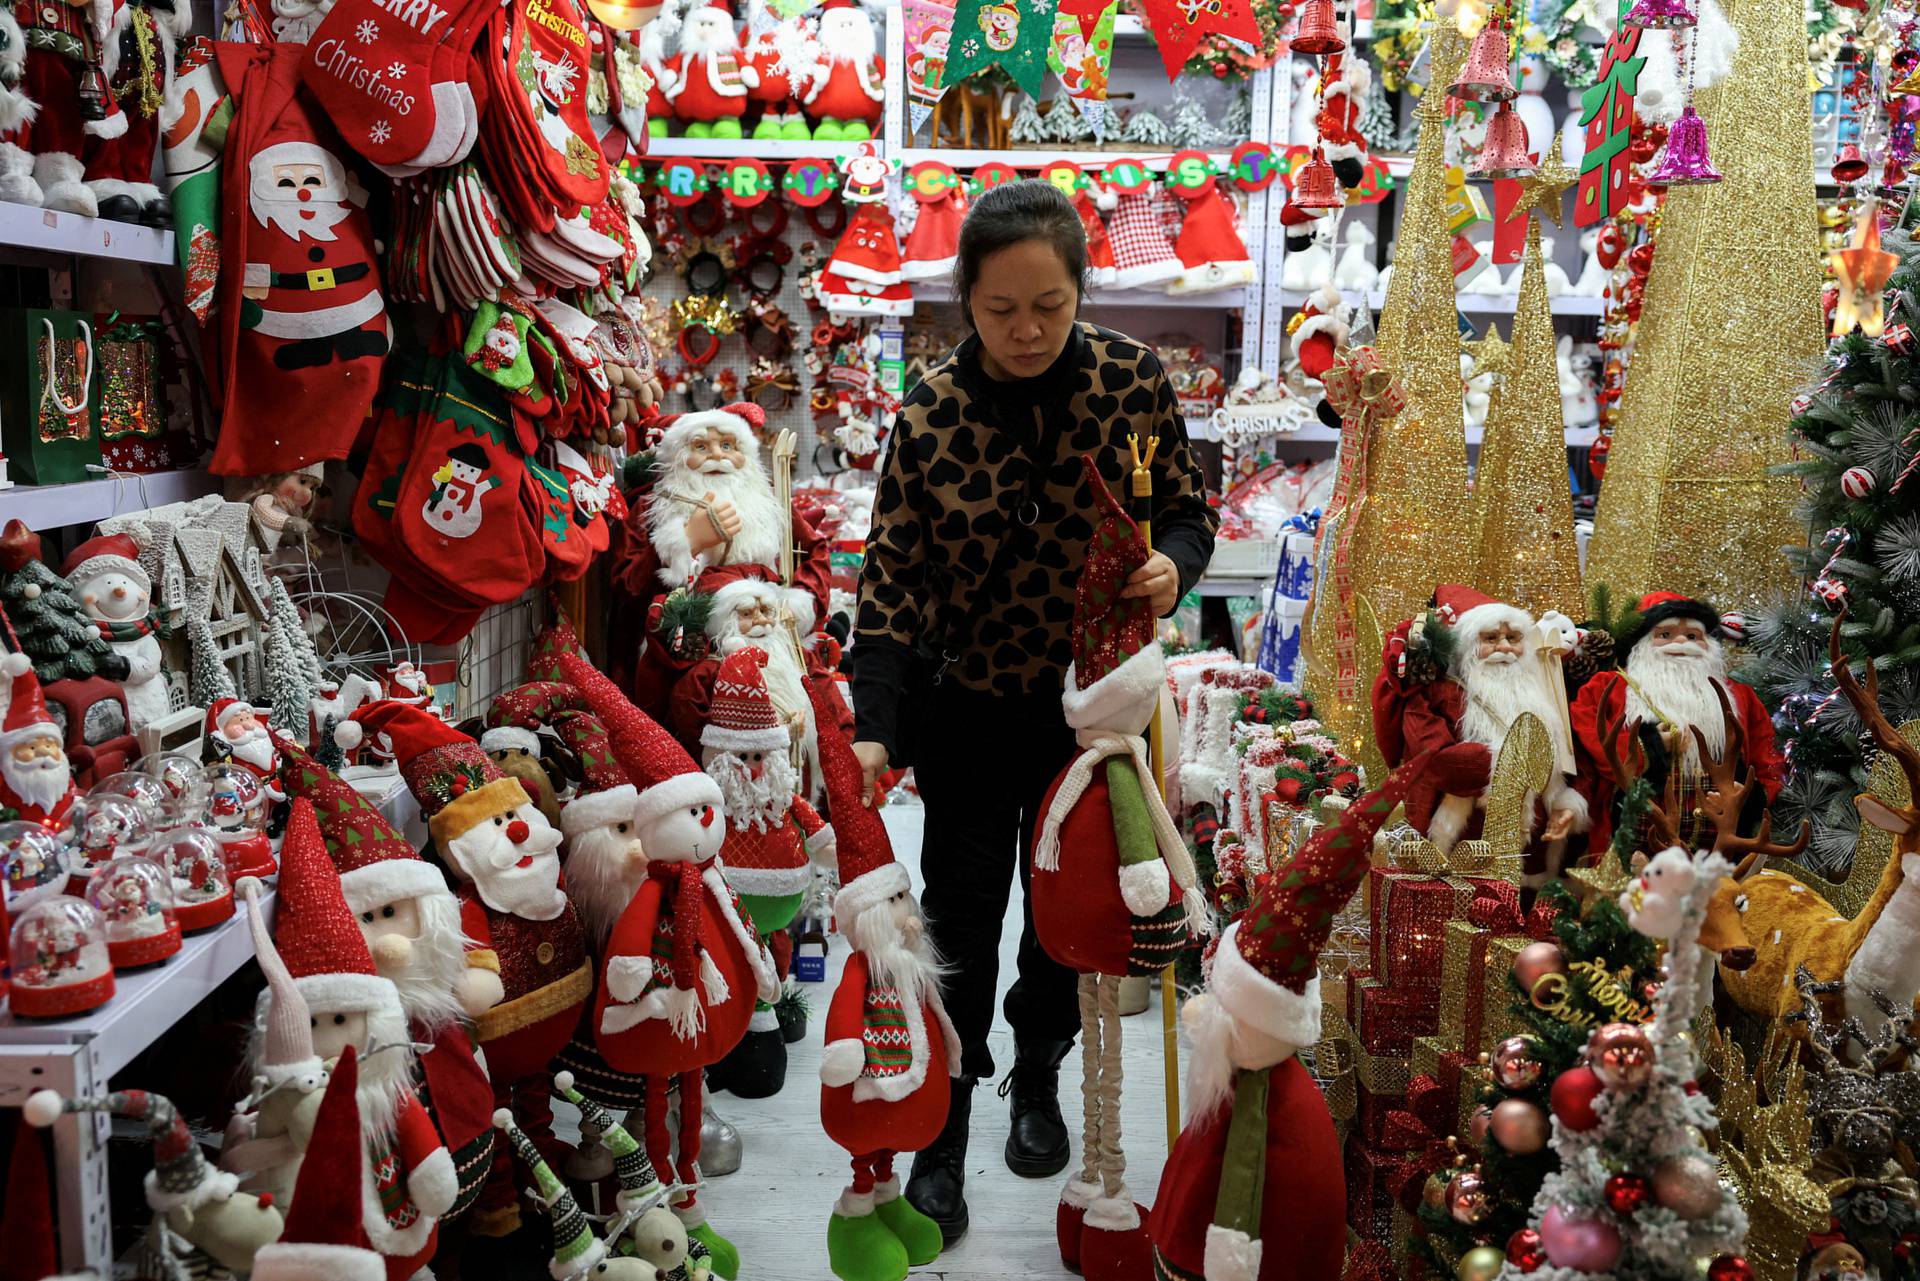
[1623,0,1695,29]
[1292,148,1347,210]
[1450,15,1518,101]
[1473,101,1537,179]
[1647,105,1722,186]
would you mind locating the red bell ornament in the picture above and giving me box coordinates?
[1292,148,1346,210]
[1291,0,1347,54]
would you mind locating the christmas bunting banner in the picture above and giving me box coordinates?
[1048,0,1116,135]
[904,0,956,138]
[1138,0,1258,81]
[943,0,1059,99]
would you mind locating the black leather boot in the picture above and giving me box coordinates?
[1001,1039,1072,1177]
[906,1075,974,1246]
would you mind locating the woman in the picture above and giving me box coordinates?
[849,180,1218,1245]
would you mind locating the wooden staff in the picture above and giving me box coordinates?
[770,429,809,771]
[1128,430,1181,1149]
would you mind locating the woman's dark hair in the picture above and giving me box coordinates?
[951,179,1089,329]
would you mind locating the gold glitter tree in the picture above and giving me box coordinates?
[1469,222,1586,619]
[1582,0,1821,616]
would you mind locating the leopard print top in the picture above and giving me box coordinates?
[856,322,1217,696]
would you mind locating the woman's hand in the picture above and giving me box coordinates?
[1122,550,1180,617]
[852,741,891,807]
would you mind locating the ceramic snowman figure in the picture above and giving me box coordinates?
[61,535,170,730]
[1557,336,1598,431]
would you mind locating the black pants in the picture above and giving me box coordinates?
[912,681,1081,1081]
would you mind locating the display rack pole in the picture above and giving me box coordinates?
[1129,430,1180,1149]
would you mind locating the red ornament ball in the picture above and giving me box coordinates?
[1707,1256,1755,1281]
[1842,465,1877,498]
[1603,1172,1651,1216]
[1550,1065,1605,1131]
[1506,1228,1545,1272]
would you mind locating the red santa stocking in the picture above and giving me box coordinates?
[303,0,464,169]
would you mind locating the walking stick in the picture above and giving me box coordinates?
[1127,430,1181,1150]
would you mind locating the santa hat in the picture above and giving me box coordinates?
[552,1071,668,1213]
[274,797,395,1014]
[1436,584,1535,666]
[554,710,640,838]
[526,607,585,684]
[1061,458,1164,733]
[252,1046,382,1281]
[1617,591,1724,654]
[1169,182,1258,295]
[60,532,150,593]
[278,740,450,914]
[0,652,59,751]
[337,702,531,849]
[808,677,908,925]
[494,1109,608,1281]
[479,724,542,757]
[708,577,818,643]
[1288,283,1348,382]
[25,1085,241,1216]
[557,653,723,833]
[237,875,326,1092]
[0,1113,56,1281]
[656,403,766,464]
[206,697,260,736]
[482,678,586,757]
[1107,186,1185,290]
[701,647,789,755]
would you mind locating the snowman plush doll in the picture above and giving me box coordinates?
[61,533,171,730]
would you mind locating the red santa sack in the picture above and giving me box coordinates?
[210,40,390,476]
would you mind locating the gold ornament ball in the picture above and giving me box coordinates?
[1456,1246,1506,1281]
[1651,1153,1723,1220]
[1490,1098,1550,1154]
[1515,941,1568,1007]
[1491,1035,1545,1089]
[1423,1172,1450,1211]
[1587,1021,1655,1091]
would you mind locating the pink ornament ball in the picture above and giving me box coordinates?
[1539,1204,1623,1273]
[1842,465,1876,499]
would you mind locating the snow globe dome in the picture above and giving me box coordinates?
[88,770,176,823]
[59,794,150,890]
[85,855,182,969]
[8,895,115,1017]
[148,827,234,933]
[0,821,71,916]
[142,751,203,800]
[181,763,276,880]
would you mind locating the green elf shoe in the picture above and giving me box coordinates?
[874,1181,942,1266]
[685,1221,739,1280]
[828,1200,909,1281]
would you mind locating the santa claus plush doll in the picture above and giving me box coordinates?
[60,534,170,730]
[1287,282,1348,384]
[1031,460,1210,1280]
[666,0,758,140]
[809,676,956,1281]
[743,0,815,141]
[12,0,121,217]
[1314,50,1372,190]
[1370,584,1587,882]
[803,0,882,142]
[1149,753,1431,1281]
[1570,591,1782,855]
[562,650,776,1280]
[244,798,459,1281]
[0,653,77,828]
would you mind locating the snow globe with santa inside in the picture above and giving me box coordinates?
[88,770,176,824]
[58,794,150,895]
[1,820,72,917]
[85,855,182,969]
[147,826,233,933]
[142,751,203,801]
[180,762,275,880]
[8,895,115,1017]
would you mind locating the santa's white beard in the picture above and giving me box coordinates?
[820,11,875,64]
[1455,649,1563,753]
[384,892,471,1034]
[850,903,943,1005]
[680,13,739,58]
[1180,994,1240,1121]
[445,824,567,919]
[248,997,415,1142]
[1623,640,1729,768]
[225,726,279,772]
[648,456,786,583]
[566,826,646,948]
[253,198,350,243]
[2,753,70,811]
[707,751,795,833]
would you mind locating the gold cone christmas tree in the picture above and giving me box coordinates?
[1583,0,1820,616]
[1470,222,1586,619]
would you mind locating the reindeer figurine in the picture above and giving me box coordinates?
[1718,613,1920,1033]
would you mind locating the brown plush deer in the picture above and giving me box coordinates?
[1718,615,1920,1031]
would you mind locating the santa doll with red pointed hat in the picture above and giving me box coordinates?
[1148,753,1431,1281]
[667,0,758,140]
[560,650,776,1279]
[248,1039,385,1281]
[808,676,956,1281]
[0,653,76,828]
[1287,283,1348,384]
[1031,459,1211,1280]
[1570,590,1782,855]
[803,0,883,142]
[244,798,459,1281]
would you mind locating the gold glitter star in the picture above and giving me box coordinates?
[1465,329,1510,379]
[1505,132,1578,229]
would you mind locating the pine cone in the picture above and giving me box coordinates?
[1570,629,1617,683]
[1403,650,1443,687]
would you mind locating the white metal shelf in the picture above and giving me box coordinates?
[1274,423,1602,446]
[640,136,878,159]
[2,467,220,532]
[1275,287,1608,317]
[913,281,1249,309]
[0,202,175,265]
[892,146,1238,169]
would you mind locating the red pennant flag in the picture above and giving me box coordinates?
[1139,0,1259,80]
[1058,0,1112,40]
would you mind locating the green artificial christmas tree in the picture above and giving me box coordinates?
[0,520,131,684]
[262,579,316,739]
[188,616,238,707]
[1740,229,1920,879]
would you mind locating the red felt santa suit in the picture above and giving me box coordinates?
[15,0,123,215]
[803,2,882,132]
[457,889,591,1084]
[820,951,956,1157]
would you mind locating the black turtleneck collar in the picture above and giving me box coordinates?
[953,320,1088,410]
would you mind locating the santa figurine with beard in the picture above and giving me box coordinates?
[614,403,830,716]
[243,798,459,1281]
[334,702,591,1237]
[1371,584,1589,884]
[701,646,835,1099]
[560,650,777,1281]
[0,652,77,828]
[207,698,289,803]
[1571,591,1783,855]
[1148,753,1430,1281]
[277,740,500,1239]
[809,676,955,1281]
[802,0,883,142]
[665,0,759,139]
